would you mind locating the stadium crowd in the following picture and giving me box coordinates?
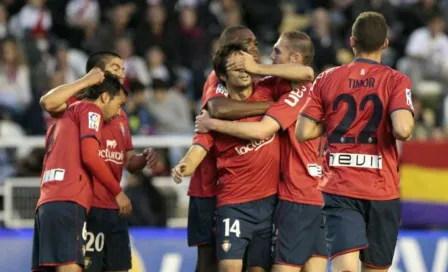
[0,0,447,226]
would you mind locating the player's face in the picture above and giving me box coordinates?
[104,57,125,83]
[224,61,252,88]
[271,37,292,65]
[229,29,259,62]
[102,90,127,120]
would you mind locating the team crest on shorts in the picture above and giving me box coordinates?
[84,257,91,269]
[222,240,231,252]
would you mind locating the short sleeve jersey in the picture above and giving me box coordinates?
[37,101,103,210]
[67,99,134,209]
[193,80,291,207]
[92,109,133,209]
[266,83,323,206]
[300,58,414,200]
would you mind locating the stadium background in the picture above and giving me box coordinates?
[0,0,447,271]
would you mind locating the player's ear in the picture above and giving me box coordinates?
[100,92,110,104]
[349,36,356,49]
[383,39,389,49]
[290,53,301,64]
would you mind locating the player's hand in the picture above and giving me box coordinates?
[226,51,258,74]
[115,191,132,216]
[142,148,158,170]
[195,110,212,133]
[82,68,105,86]
[171,163,187,184]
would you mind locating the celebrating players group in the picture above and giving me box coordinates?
[32,11,414,272]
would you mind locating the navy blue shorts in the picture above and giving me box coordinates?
[187,196,216,247]
[272,200,327,267]
[84,207,131,272]
[323,193,400,269]
[31,201,86,272]
[216,194,277,269]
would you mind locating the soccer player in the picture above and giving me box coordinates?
[297,12,415,272]
[195,31,327,272]
[189,26,314,272]
[32,74,128,272]
[172,43,295,272]
[39,52,157,272]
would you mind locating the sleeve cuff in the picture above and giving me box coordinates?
[265,114,287,131]
[299,113,321,123]
[80,134,101,144]
[192,143,210,152]
[389,108,414,116]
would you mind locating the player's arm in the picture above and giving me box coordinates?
[391,110,414,141]
[296,75,326,142]
[295,116,325,142]
[40,68,104,116]
[125,149,158,173]
[227,51,314,82]
[207,97,271,120]
[389,74,415,141]
[171,144,208,183]
[196,110,279,140]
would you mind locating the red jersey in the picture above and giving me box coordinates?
[193,79,291,207]
[266,83,323,206]
[188,72,224,197]
[300,58,414,200]
[67,98,133,209]
[92,110,133,209]
[37,101,103,210]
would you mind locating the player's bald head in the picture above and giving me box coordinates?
[351,12,388,53]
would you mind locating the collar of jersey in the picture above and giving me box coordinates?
[353,58,380,65]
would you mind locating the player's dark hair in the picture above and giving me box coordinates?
[213,43,247,80]
[352,12,388,53]
[219,25,249,44]
[83,72,126,100]
[85,51,121,73]
[281,31,315,65]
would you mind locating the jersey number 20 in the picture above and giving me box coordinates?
[329,93,383,144]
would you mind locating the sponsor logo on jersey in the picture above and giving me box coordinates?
[99,139,124,164]
[234,134,275,155]
[284,85,308,107]
[42,168,65,183]
[88,112,101,132]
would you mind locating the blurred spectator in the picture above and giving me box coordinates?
[145,46,175,84]
[0,106,25,182]
[398,13,448,93]
[307,8,338,72]
[65,0,100,29]
[125,172,168,227]
[178,7,207,70]
[0,4,10,39]
[116,36,150,86]
[125,80,156,135]
[9,0,52,51]
[134,4,179,66]
[46,41,87,84]
[148,79,193,135]
[0,37,31,116]
[148,79,193,166]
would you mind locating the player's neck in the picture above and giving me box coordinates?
[355,51,382,64]
[227,84,253,101]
